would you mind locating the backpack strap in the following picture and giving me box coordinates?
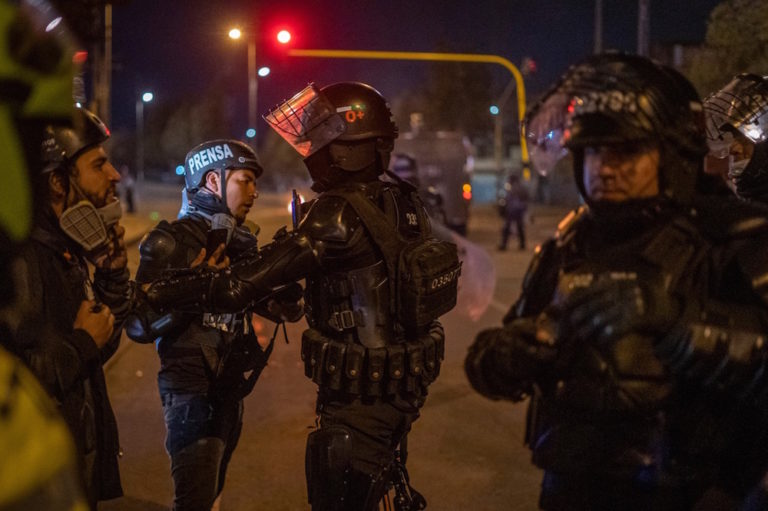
[324,187,405,315]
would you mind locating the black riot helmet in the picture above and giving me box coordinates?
[265,81,398,191]
[526,53,708,203]
[41,105,109,173]
[183,139,263,193]
[703,73,768,200]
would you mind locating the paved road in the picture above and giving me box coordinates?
[101,182,572,511]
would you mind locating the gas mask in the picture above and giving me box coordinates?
[59,199,122,252]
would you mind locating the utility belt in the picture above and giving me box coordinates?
[300,327,444,397]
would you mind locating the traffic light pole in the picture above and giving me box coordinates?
[286,48,530,178]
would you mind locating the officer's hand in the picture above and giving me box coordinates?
[561,278,680,345]
[265,283,304,323]
[266,298,304,323]
[466,317,557,401]
[73,300,115,348]
[91,224,128,270]
[191,245,230,269]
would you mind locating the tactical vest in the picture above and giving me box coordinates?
[299,182,450,397]
[525,209,711,479]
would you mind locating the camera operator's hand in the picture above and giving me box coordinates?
[191,245,229,269]
[73,300,115,348]
[561,277,680,346]
[91,224,128,270]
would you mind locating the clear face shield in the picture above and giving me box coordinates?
[263,84,347,158]
[705,110,755,180]
[704,75,768,145]
[524,92,569,177]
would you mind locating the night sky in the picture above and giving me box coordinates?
[109,0,722,137]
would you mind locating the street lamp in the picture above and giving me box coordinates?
[229,26,259,140]
[135,91,153,184]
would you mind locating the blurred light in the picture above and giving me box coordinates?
[75,102,82,108]
[228,28,242,40]
[258,66,271,77]
[287,193,306,214]
[462,183,472,200]
[746,127,762,140]
[277,29,291,44]
[246,128,256,138]
[175,165,185,175]
[489,105,500,115]
[45,17,62,32]
[73,51,88,64]
[142,92,154,102]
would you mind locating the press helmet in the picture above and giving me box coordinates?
[183,139,263,193]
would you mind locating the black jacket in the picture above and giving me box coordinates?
[8,212,127,504]
[131,212,269,397]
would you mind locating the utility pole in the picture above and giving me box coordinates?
[594,0,603,54]
[637,0,650,56]
[91,3,112,125]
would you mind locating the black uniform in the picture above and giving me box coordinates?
[9,211,127,505]
[469,198,768,509]
[467,53,768,510]
[142,179,449,509]
[127,203,271,511]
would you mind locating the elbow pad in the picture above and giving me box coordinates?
[656,322,768,403]
[145,232,320,314]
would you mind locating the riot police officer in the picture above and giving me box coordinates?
[125,139,290,511]
[466,54,768,510]
[704,73,768,201]
[137,82,460,510]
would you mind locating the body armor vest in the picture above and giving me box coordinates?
[299,181,446,397]
[525,209,710,479]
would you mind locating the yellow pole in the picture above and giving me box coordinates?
[287,48,530,178]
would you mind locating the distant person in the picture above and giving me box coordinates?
[498,174,529,251]
[119,164,136,213]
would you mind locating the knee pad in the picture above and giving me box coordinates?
[305,425,353,508]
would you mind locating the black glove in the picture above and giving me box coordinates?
[465,317,557,401]
[260,283,304,323]
[560,277,681,346]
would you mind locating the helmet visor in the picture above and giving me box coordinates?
[704,75,768,144]
[263,84,347,157]
[524,92,569,176]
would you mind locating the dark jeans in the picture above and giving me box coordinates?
[161,393,243,511]
[500,213,526,249]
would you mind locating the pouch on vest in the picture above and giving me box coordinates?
[325,187,461,332]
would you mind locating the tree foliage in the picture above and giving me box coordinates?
[687,0,768,95]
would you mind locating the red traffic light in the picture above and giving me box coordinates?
[276,29,291,44]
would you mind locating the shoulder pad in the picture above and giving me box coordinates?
[138,221,177,262]
[299,194,363,244]
[506,238,559,321]
[690,196,768,241]
[554,205,589,245]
